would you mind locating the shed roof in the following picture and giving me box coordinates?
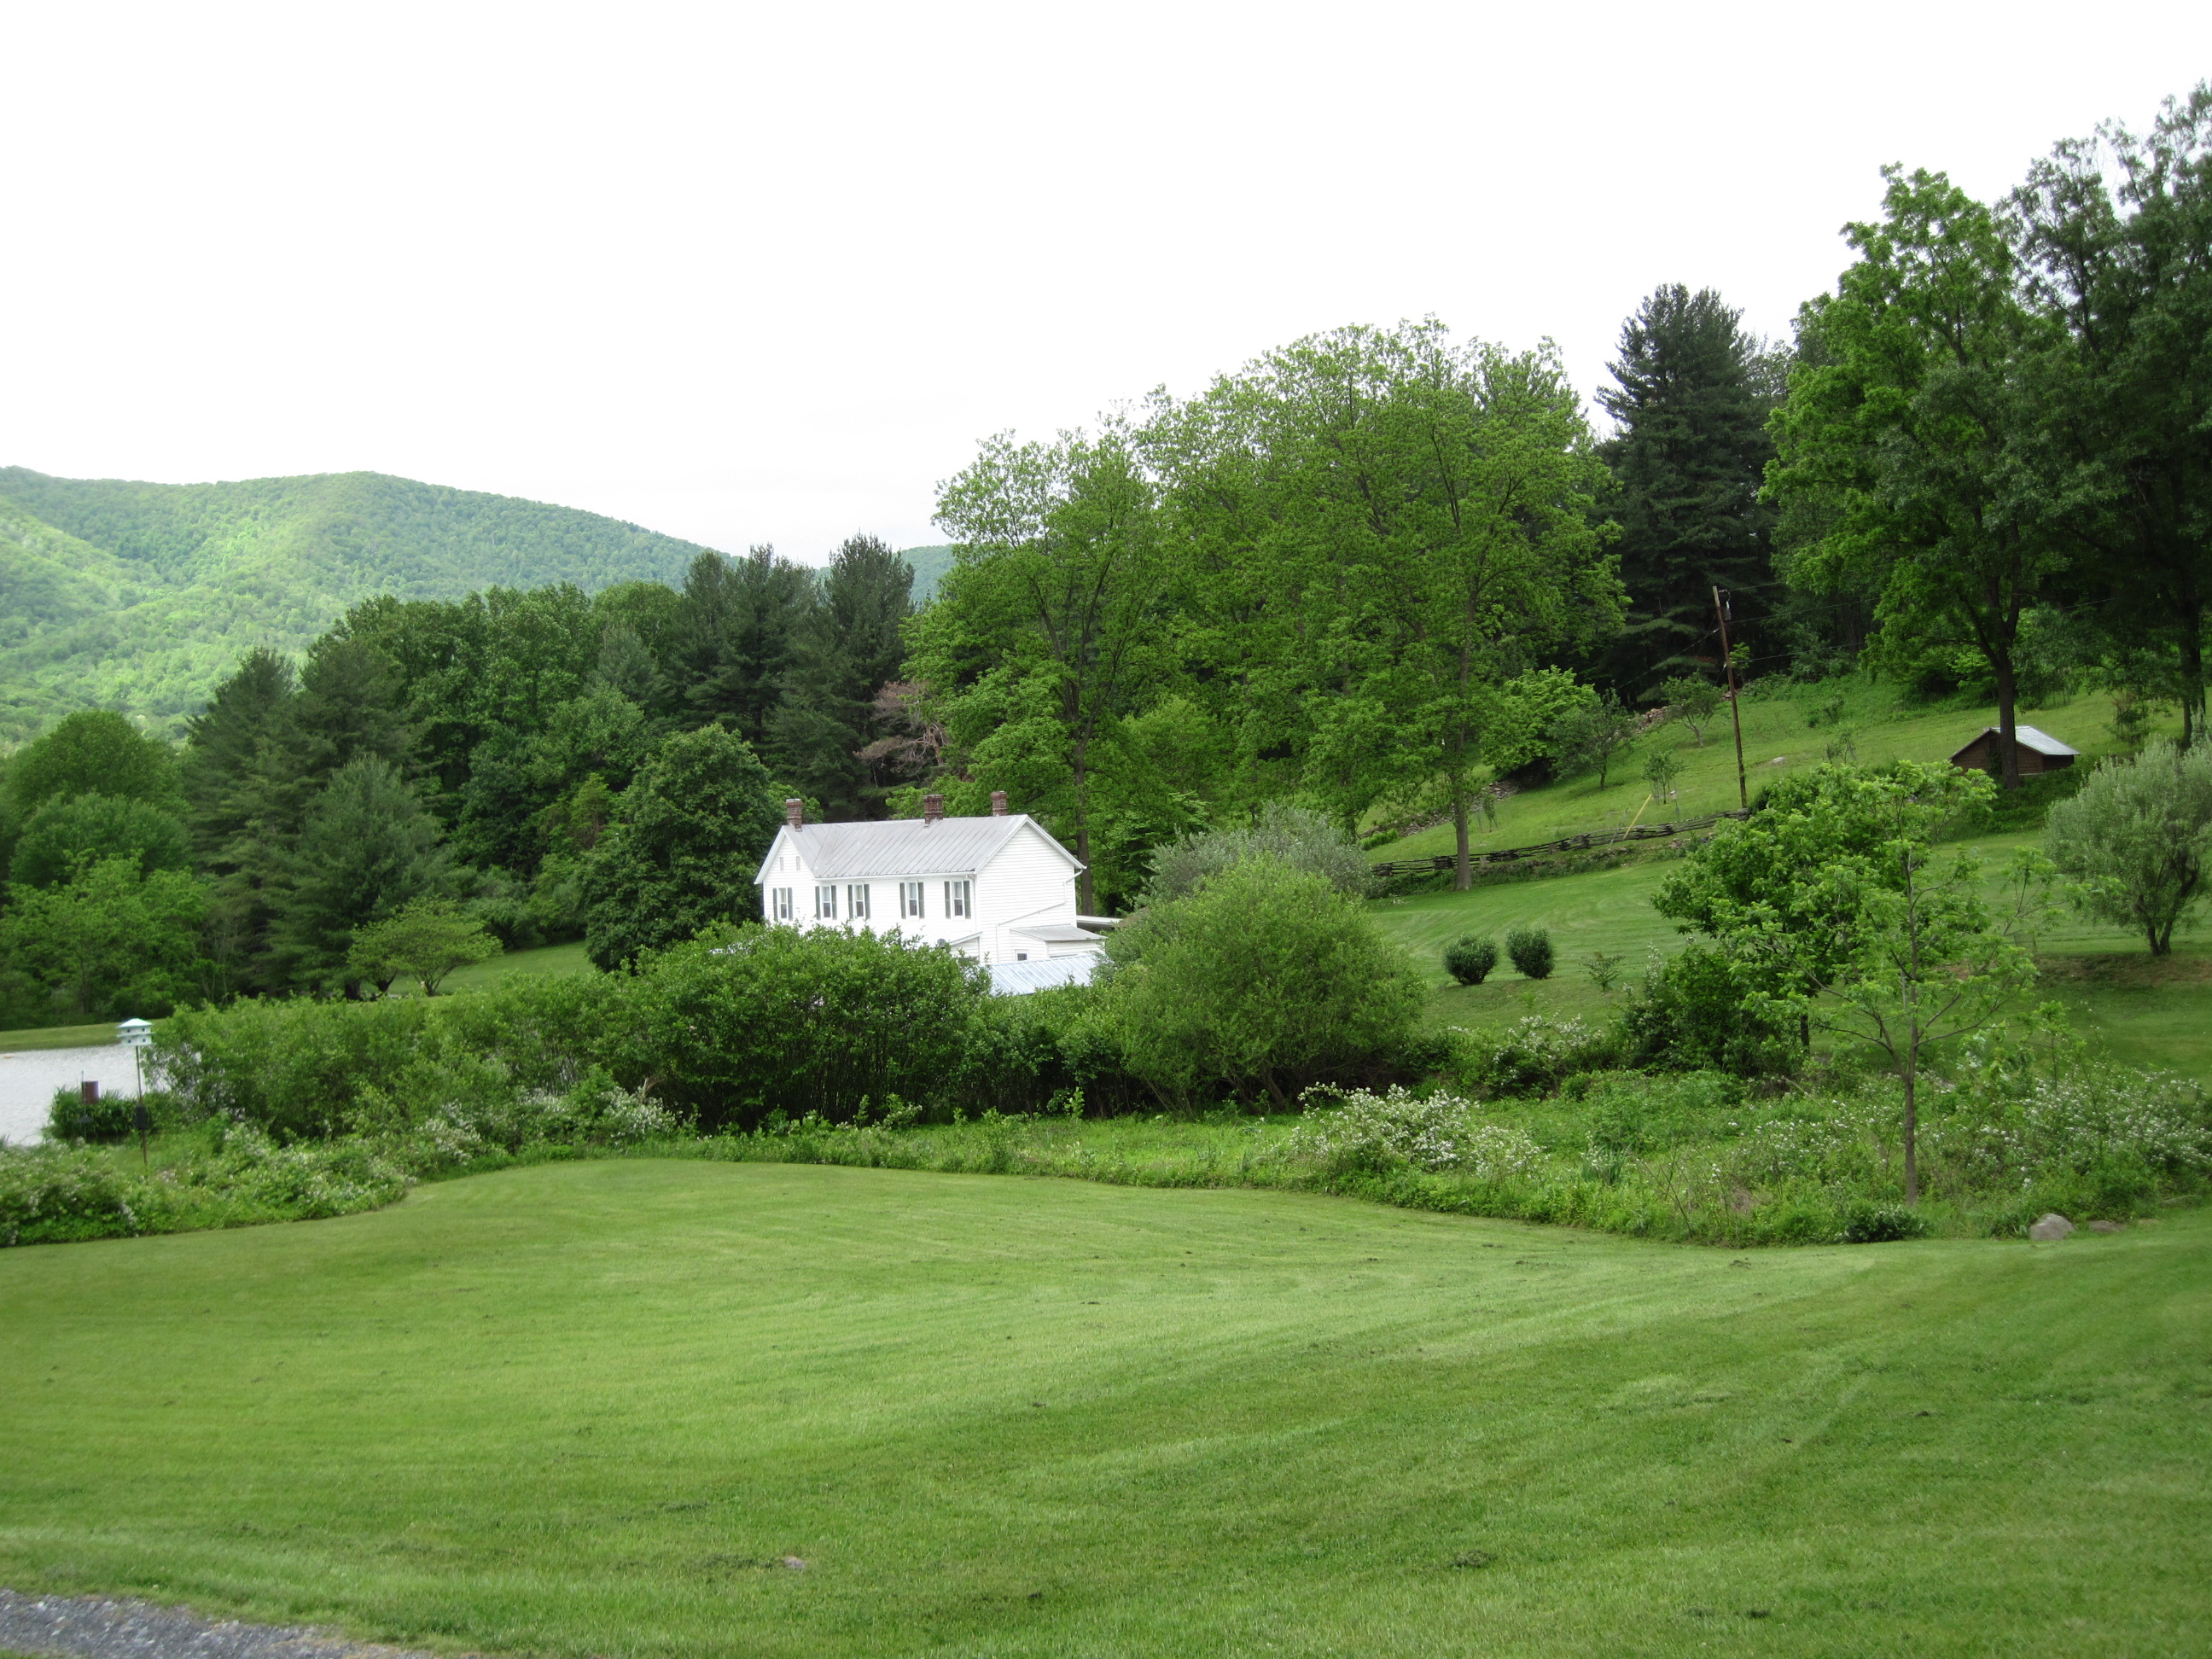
[757,813,1082,882]
[987,955,1099,996]
[1950,725,2081,762]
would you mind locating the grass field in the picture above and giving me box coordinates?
[0,1022,122,1054]
[1368,824,2212,1082]
[1365,682,2143,864]
[1,1159,2206,1657]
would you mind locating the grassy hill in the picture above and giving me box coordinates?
[0,468,723,742]
[0,1159,2203,1656]
[1355,680,2212,1078]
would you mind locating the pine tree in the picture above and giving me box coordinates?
[772,533,914,818]
[1597,285,1779,698]
[265,755,448,993]
[667,548,816,747]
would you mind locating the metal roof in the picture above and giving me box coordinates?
[1010,923,1100,944]
[1951,725,2081,760]
[987,955,1099,996]
[756,813,1082,882]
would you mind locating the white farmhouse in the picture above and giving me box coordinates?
[754,791,1105,977]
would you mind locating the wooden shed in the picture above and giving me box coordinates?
[1948,725,2080,777]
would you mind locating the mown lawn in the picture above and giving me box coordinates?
[2,1160,2207,1658]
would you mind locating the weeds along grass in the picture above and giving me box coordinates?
[2,1159,2207,1659]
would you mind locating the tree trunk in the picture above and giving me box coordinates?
[1452,792,1472,893]
[1993,653,2022,791]
[1071,737,1094,914]
[1902,1054,1919,1207]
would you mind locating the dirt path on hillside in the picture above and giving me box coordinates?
[0,1589,455,1659]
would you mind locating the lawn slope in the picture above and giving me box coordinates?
[2,1160,2204,1657]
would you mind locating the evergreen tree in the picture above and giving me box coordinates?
[1596,285,1779,697]
[265,755,448,994]
[179,649,300,995]
[667,548,816,747]
[772,533,914,818]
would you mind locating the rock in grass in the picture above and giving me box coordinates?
[2089,1220,2123,1233]
[2029,1213,2075,1242]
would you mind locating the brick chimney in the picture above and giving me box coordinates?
[990,790,1008,817]
[784,798,804,830]
[923,792,944,824]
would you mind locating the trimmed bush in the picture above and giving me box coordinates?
[1504,924,1554,979]
[1443,935,1499,986]
[1102,857,1428,1107]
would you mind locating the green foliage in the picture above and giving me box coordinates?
[0,858,210,1022]
[771,534,914,819]
[0,1128,412,1247]
[579,725,783,969]
[1547,692,1639,786]
[917,425,1175,912]
[1442,934,1498,986]
[2044,739,2212,954]
[1504,924,1553,979]
[6,710,179,814]
[1150,323,1620,883]
[1596,285,1781,696]
[1617,942,1802,1078]
[347,898,503,995]
[1144,802,1372,905]
[1102,858,1428,1105]
[1640,747,1680,801]
[8,795,191,889]
[2010,87,2212,738]
[616,927,987,1132]
[1480,667,1598,776]
[1657,674,1722,746]
[266,756,448,993]
[1770,166,2066,789]
[0,467,713,739]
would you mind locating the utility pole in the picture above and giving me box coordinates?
[1714,585,1748,810]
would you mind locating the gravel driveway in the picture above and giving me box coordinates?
[0,1589,448,1659]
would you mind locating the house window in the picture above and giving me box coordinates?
[944,879,971,918]
[900,881,925,918]
[770,887,795,923]
[815,884,838,920]
[847,883,870,921]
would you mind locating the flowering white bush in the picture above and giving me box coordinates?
[1288,1086,1548,1179]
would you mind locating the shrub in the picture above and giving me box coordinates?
[1504,924,1553,979]
[2044,740,2212,955]
[1453,1014,1610,1097]
[1146,803,1374,904]
[1443,935,1498,986]
[1838,1200,1929,1243]
[616,926,988,1131]
[1103,857,1428,1107]
[1618,944,1802,1078]
[1288,1086,1546,1180]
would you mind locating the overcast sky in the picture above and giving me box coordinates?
[6,2,2207,563]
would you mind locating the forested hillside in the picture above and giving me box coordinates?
[0,469,722,742]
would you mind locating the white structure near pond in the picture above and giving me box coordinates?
[753,792,1107,980]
